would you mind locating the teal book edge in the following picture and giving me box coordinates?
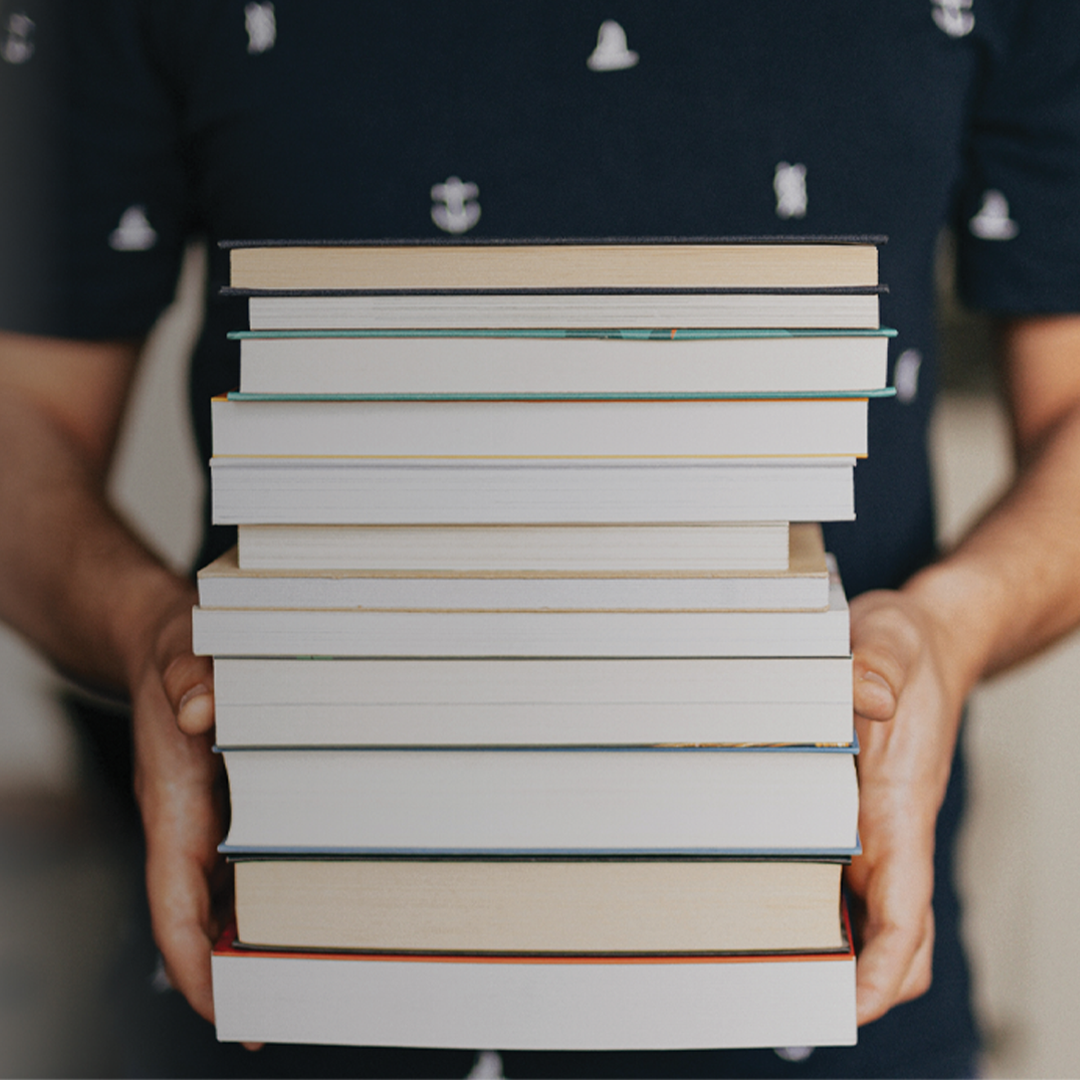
[226,388,897,402]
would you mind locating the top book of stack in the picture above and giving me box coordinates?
[225,237,882,290]
[223,237,885,331]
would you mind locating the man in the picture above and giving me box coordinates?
[2,2,1080,1075]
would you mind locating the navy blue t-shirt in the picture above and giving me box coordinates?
[5,2,1080,1076]
[12,0,1080,597]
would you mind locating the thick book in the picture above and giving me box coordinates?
[218,744,859,856]
[225,237,881,291]
[212,655,855,748]
[236,520,792,573]
[198,524,829,613]
[211,457,857,525]
[232,328,892,397]
[210,395,871,459]
[232,857,846,955]
[211,931,857,1050]
[192,560,850,658]
[243,290,881,332]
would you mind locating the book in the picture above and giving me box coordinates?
[210,396,871,459]
[198,524,829,613]
[207,237,867,1053]
[235,520,792,573]
[210,457,857,525]
[232,328,893,397]
[231,857,847,955]
[192,559,850,658]
[212,655,854,748]
[218,746,859,856]
[211,931,857,1050]
[242,290,881,332]
[225,237,881,291]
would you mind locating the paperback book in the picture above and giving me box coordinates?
[198,523,830,612]
[211,457,858,525]
[211,654,855,748]
[212,927,857,1050]
[232,328,893,397]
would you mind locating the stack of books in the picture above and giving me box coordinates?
[198,238,892,1051]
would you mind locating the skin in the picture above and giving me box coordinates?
[848,315,1080,1024]
[3,316,1080,1033]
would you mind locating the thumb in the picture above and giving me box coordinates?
[849,590,923,723]
[176,673,216,735]
[155,604,216,735]
[163,651,216,735]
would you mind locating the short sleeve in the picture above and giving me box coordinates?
[0,0,65,334]
[1,0,193,340]
[954,0,1080,315]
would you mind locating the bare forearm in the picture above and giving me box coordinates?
[904,320,1080,694]
[0,374,194,694]
[849,315,1080,1024]
[0,331,222,1023]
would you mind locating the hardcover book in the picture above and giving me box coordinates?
[218,744,859,856]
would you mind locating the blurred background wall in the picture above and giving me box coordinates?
[935,236,1080,1080]
[1,237,1079,1076]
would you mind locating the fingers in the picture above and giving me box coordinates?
[140,741,225,1026]
[842,587,970,1027]
[847,712,939,1026]
[148,855,217,1024]
[848,751,939,1024]
[847,810,936,1026]
[134,665,226,1027]
[854,901,934,1026]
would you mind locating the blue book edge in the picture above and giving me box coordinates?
[219,842,864,858]
[225,388,897,402]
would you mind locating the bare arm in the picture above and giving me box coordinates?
[848,313,1080,1024]
[0,331,156,683]
[0,330,220,1021]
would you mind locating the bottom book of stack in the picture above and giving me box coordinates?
[213,882,856,1051]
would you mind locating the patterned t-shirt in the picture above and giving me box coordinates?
[6,0,1080,597]
[3,4,1080,1074]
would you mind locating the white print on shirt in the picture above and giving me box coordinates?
[969,189,1018,240]
[586,21,639,72]
[465,1050,505,1079]
[774,1048,814,1064]
[894,349,923,404]
[932,0,974,39]
[1,12,35,64]
[149,953,174,994]
[431,176,481,235]
[774,162,808,220]
[109,206,158,252]
[245,2,276,54]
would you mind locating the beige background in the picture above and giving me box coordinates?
[1,244,1079,1076]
